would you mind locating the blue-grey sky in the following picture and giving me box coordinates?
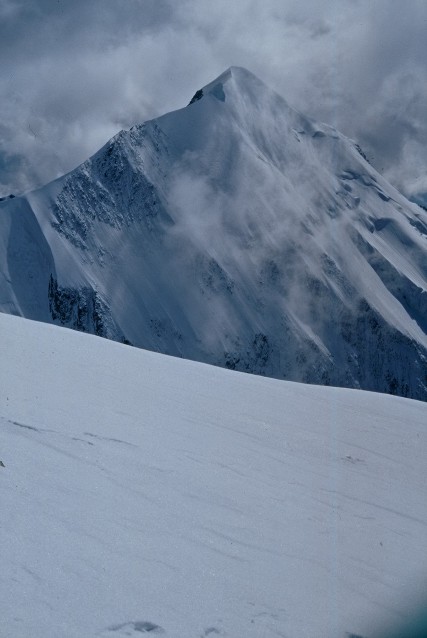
[1,0,426,199]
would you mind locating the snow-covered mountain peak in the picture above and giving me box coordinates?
[190,66,259,104]
[195,66,273,102]
[187,65,301,132]
[1,68,426,400]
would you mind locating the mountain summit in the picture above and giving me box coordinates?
[1,68,426,399]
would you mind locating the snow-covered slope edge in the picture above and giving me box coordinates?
[1,314,426,638]
[1,67,427,400]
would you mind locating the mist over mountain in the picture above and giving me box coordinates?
[1,67,426,399]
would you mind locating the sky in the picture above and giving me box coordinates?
[1,0,427,201]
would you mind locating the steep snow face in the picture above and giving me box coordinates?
[1,314,427,638]
[1,67,427,398]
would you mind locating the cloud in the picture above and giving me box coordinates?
[0,0,426,198]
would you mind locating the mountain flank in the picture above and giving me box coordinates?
[1,67,426,399]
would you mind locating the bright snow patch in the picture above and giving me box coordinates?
[1,314,426,637]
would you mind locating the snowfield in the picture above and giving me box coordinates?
[1,313,426,637]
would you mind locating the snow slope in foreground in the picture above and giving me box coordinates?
[1,314,426,638]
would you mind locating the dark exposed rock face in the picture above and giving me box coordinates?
[189,89,204,105]
[48,275,130,344]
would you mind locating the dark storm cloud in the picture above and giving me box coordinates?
[1,0,426,198]
[0,0,180,194]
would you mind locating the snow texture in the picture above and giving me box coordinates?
[1,67,427,399]
[1,313,426,637]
